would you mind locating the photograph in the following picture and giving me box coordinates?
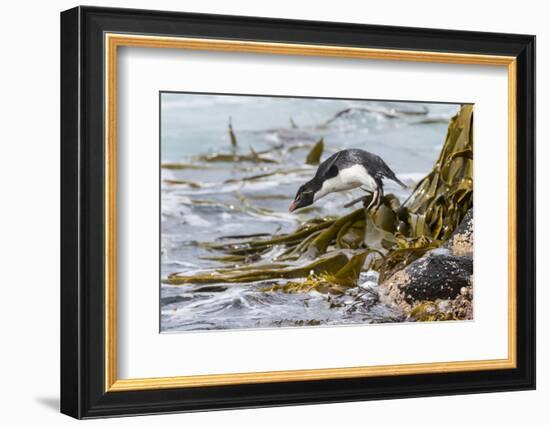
[160,93,474,332]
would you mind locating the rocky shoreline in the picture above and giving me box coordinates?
[379,209,473,321]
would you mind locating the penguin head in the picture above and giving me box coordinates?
[289,182,317,212]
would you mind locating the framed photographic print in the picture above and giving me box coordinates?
[60,6,535,419]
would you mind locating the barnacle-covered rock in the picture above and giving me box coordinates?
[409,281,473,321]
[380,209,474,320]
[399,254,472,303]
[444,208,473,256]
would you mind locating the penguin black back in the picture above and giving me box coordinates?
[315,149,406,189]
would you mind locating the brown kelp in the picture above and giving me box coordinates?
[228,117,238,148]
[196,151,279,164]
[166,105,473,291]
[305,138,324,165]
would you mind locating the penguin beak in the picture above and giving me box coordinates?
[288,201,298,213]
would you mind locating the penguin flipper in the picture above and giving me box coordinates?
[315,151,342,180]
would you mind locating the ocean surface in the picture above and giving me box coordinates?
[160,93,460,332]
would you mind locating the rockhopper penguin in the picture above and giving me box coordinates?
[289,148,407,212]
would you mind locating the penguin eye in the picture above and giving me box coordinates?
[296,190,311,201]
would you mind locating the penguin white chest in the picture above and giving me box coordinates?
[315,164,377,200]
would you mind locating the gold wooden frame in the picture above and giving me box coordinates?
[104,33,517,392]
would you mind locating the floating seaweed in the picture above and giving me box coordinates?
[305,138,324,165]
[197,152,279,164]
[223,168,307,184]
[247,194,289,201]
[161,163,209,170]
[262,251,369,294]
[163,179,202,188]
[167,251,351,284]
[411,116,453,125]
[228,117,238,148]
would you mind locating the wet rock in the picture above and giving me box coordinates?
[408,282,473,321]
[401,255,472,302]
[380,209,474,320]
[450,284,473,320]
[444,208,473,256]
[381,255,472,307]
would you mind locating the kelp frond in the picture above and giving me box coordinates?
[166,251,351,284]
[262,251,370,294]
[228,117,238,148]
[305,138,324,165]
[197,152,279,164]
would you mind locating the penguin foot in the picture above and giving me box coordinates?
[365,188,382,211]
